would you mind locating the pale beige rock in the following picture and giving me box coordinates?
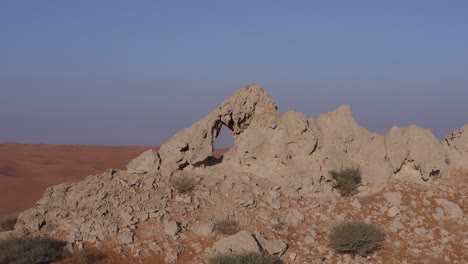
[316,105,390,194]
[191,222,214,237]
[127,149,160,173]
[443,125,468,171]
[284,209,305,226]
[386,126,448,182]
[435,199,464,219]
[155,84,280,180]
[164,220,181,236]
[207,230,260,256]
[383,192,403,207]
[254,233,288,256]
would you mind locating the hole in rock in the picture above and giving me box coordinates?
[206,125,234,166]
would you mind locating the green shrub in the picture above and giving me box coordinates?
[214,219,240,235]
[329,168,361,196]
[329,221,384,257]
[0,217,17,232]
[0,236,68,264]
[208,252,283,264]
[170,175,197,194]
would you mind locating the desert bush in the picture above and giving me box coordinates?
[208,252,283,264]
[170,175,197,194]
[0,236,68,264]
[214,219,240,235]
[329,221,384,257]
[329,168,361,196]
[0,217,17,232]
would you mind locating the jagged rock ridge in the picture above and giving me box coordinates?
[13,84,467,262]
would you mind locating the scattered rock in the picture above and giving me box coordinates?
[164,220,181,236]
[383,192,403,207]
[435,199,463,219]
[207,230,260,256]
[392,220,405,230]
[255,233,288,256]
[289,252,298,261]
[387,206,400,217]
[284,209,305,226]
[191,222,214,237]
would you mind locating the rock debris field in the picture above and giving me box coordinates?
[2,84,467,263]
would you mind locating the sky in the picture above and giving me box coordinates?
[1,1,467,146]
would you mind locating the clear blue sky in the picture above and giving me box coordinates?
[1,1,467,146]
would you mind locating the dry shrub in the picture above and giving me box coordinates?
[170,175,197,194]
[0,217,17,232]
[329,168,361,197]
[0,236,68,264]
[214,219,240,235]
[329,221,384,257]
[208,252,283,264]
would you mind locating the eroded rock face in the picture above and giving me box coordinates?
[124,84,464,195]
[315,105,389,193]
[13,84,467,262]
[386,125,448,183]
[156,85,280,180]
[443,125,468,171]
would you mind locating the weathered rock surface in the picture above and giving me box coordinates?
[206,230,287,258]
[444,125,468,171]
[13,84,468,263]
[386,125,448,183]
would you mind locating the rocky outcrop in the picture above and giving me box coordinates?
[315,105,390,192]
[13,84,467,263]
[443,125,468,171]
[156,85,280,180]
[386,125,448,183]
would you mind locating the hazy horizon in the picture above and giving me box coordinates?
[1,1,467,147]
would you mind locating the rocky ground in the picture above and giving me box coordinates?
[2,85,467,263]
[6,151,466,264]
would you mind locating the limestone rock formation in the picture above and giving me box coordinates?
[443,124,468,171]
[12,84,467,263]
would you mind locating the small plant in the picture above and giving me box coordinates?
[0,236,68,264]
[170,175,197,194]
[329,168,361,196]
[0,217,17,231]
[214,219,240,235]
[208,252,283,264]
[329,221,384,257]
